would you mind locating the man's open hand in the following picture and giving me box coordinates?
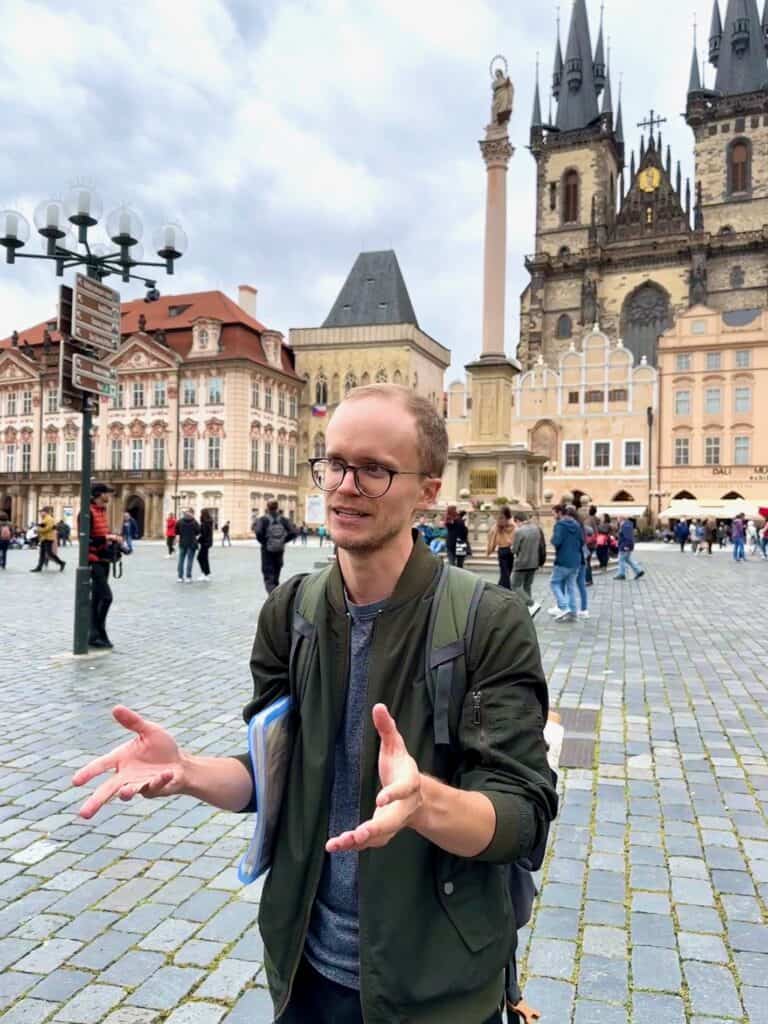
[326,704,422,854]
[72,706,186,819]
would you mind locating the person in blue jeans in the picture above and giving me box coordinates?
[615,516,645,580]
[731,514,746,561]
[549,505,582,622]
[175,508,201,582]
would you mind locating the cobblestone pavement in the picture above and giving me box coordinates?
[1,541,767,1024]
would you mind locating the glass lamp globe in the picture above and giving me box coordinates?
[153,222,188,260]
[0,209,30,247]
[65,186,103,227]
[34,200,67,240]
[106,205,143,247]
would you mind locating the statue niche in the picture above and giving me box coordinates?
[620,283,671,366]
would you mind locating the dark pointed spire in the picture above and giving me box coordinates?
[615,76,624,143]
[552,15,563,100]
[676,160,682,196]
[686,179,692,221]
[532,56,543,128]
[602,68,613,114]
[593,5,607,96]
[556,0,601,131]
[709,0,723,66]
[695,181,705,230]
[619,168,626,203]
[689,30,703,93]
[714,0,768,95]
[666,144,672,175]
[640,134,646,159]
[630,150,636,179]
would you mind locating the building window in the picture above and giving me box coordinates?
[113,382,125,409]
[182,379,197,405]
[21,442,31,473]
[153,380,167,407]
[692,320,708,335]
[22,390,32,415]
[675,390,691,416]
[131,439,144,470]
[564,442,581,468]
[46,388,58,413]
[563,170,579,224]
[265,385,273,412]
[182,436,195,470]
[278,390,286,417]
[315,377,328,406]
[593,441,611,468]
[46,441,57,471]
[198,328,209,349]
[250,438,259,472]
[556,314,573,339]
[207,377,222,404]
[728,138,751,195]
[5,444,15,472]
[734,436,751,465]
[264,441,272,473]
[705,436,721,465]
[6,392,17,416]
[65,440,76,471]
[344,372,357,395]
[207,436,221,470]
[111,439,122,471]
[152,437,165,470]
[289,392,298,419]
[313,433,326,459]
[705,388,721,415]
[277,444,285,475]
[251,379,260,409]
[730,265,745,288]
[735,349,751,369]
[375,369,388,384]
[676,353,691,371]
[549,182,557,210]
[585,390,604,404]
[568,391,580,405]
[706,352,721,371]
[734,386,751,413]
[132,381,145,408]
[624,441,642,468]
[608,388,628,402]
[675,437,690,466]
[289,446,296,477]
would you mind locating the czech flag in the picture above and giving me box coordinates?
[311,405,327,417]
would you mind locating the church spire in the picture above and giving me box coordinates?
[689,21,703,93]
[709,0,723,66]
[552,17,563,100]
[713,0,768,95]
[532,56,543,128]
[593,5,607,96]
[602,68,613,115]
[556,0,600,132]
[615,75,624,144]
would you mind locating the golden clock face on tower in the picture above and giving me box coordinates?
[638,166,662,193]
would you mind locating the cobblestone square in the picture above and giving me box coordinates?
[2,541,767,1022]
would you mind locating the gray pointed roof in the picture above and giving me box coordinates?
[689,42,703,92]
[602,70,613,114]
[615,96,624,143]
[556,0,600,131]
[710,0,723,41]
[714,0,768,94]
[323,251,418,328]
[532,77,543,127]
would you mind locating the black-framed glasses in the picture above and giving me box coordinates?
[309,457,427,498]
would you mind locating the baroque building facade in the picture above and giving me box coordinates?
[0,286,301,536]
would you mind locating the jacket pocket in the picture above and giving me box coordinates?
[436,856,511,953]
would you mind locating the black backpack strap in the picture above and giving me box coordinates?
[289,565,334,706]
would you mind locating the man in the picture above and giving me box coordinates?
[255,499,296,594]
[175,508,201,583]
[548,505,581,622]
[87,483,121,648]
[416,513,434,546]
[121,512,138,554]
[56,518,71,547]
[0,511,12,570]
[72,384,557,1024]
[221,520,232,546]
[674,517,690,553]
[30,505,66,573]
[615,515,645,581]
[511,511,545,612]
[731,514,746,562]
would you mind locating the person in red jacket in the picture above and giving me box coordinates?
[165,513,177,558]
[86,483,121,649]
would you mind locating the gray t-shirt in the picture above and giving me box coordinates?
[304,595,386,990]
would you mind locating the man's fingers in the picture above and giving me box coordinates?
[77,776,123,819]
[376,778,418,807]
[112,705,151,736]
[71,752,118,788]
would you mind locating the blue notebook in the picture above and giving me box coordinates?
[238,695,296,884]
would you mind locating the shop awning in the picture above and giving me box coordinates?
[659,499,764,520]
[596,505,647,518]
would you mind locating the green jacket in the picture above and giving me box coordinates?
[240,537,557,1023]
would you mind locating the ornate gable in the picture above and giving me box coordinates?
[107,334,179,372]
[0,351,40,384]
[611,137,690,242]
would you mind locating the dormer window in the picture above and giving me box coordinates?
[199,329,209,349]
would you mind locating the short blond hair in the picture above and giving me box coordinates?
[341,384,448,478]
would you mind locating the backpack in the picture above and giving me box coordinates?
[265,515,288,554]
[288,561,553,928]
[0,525,10,542]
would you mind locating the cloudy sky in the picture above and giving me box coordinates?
[0,0,707,377]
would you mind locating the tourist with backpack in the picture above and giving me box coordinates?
[255,499,297,593]
[72,383,557,1024]
[175,508,201,583]
[0,512,12,569]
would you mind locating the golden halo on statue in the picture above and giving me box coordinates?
[489,54,508,80]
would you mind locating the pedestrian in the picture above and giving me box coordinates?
[548,505,581,621]
[0,512,11,570]
[221,520,232,547]
[56,518,71,547]
[511,511,546,610]
[487,505,515,589]
[690,518,700,555]
[731,514,746,562]
[85,483,121,649]
[30,506,66,573]
[614,515,645,580]
[695,520,706,555]
[704,519,716,555]
[576,518,590,619]
[674,518,690,553]
[73,382,558,1024]
[747,519,759,557]
[415,513,434,547]
[175,508,201,583]
[165,513,177,557]
[197,509,213,580]
[318,523,327,547]
[255,499,297,593]
[444,505,467,567]
[761,520,768,560]
[595,515,612,572]
[299,523,309,546]
[121,512,138,554]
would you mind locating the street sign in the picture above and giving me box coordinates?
[72,273,120,354]
[58,284,73,337]
[57,339,81,410]
[72,352,117,397]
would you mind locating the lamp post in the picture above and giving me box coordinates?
[0,190,187,655]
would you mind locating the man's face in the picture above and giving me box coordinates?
[324,397,441,554]
[97,493,110,507]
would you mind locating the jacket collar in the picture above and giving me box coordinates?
[327,529,441,614]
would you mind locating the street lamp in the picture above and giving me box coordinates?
[0,188,187,656]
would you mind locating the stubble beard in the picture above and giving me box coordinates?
[333,515,405,555]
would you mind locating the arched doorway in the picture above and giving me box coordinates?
[612,490,636,502]
[620,282,671,366]
[125,494,145,537]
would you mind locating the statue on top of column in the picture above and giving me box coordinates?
[490,57,513,127]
